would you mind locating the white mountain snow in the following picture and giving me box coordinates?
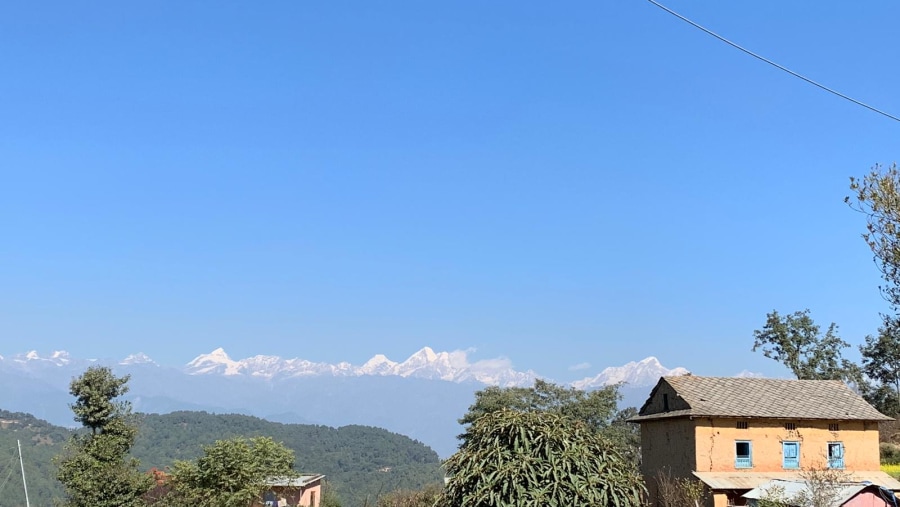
[359,354,399,375]
[12,350,73,366]
[182,346,539,387]
[571,356,690,389]
[1,348,690,390]
[185,347,243,375]
[120,353,156,366]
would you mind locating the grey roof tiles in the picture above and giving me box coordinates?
[631,376,892,421]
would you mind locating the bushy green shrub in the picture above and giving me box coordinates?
[881,442,900,465]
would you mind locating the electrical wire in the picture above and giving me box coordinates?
[644,0,900,123]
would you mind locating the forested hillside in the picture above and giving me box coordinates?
[0,408,444,507]
[0,410,68,507]
[133,411,445,507]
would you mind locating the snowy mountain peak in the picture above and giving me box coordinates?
[208,347,229,358]
[179,347,537,387]
[571,356,689,390]
[186,348,242,375]
[360,354,398,375]
[121,353,156,366]
[14,350,72,366]
[407,347,438,363]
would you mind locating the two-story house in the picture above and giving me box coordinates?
[629,376,900,507]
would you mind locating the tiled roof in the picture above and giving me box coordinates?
[632,376,892,421]
[265,474,325,488]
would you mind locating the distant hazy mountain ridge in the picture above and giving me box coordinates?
[1,348,692,389]
[0,348,703,456]
[183,346,539,387]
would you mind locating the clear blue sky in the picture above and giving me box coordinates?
[2,1,898,383]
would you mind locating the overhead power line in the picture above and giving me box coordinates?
[644,0,900,123]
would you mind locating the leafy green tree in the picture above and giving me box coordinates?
[861,382,900,417]
[54,366,152,507]
[848,163,900,310]
[132,412,443,507]
[319,481,344,507]
[605,406,641,461]
[437,410,645,507]
[376,483,443,507]
[458,379,621,440]
[68,365,131,433]
[860,315,900,415]
[460,379,619,431]
[752,309,859,382]
[165,436,297,507]
[846,164,900,411]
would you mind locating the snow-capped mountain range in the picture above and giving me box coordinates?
[0,348,710,457]
[184,347,540,387]
[1,347,688,389]
[571,356,690,389]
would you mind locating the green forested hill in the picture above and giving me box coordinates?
[133,411,444,506]
[0,410,69,507]
[0,409,444,507]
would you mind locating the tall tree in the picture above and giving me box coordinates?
[68,365,131,433]
[847,164,900,413]
[860,315,900,415]
[438,410,645,507]
[457,379,633,453]
[164,436,297,507]
[54,366,152,507]
[751,309,859,382]
[848,163,900,310]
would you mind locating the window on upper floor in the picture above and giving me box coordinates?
[736,421,748,429]
[829,423,840,432]
[828,442,844,469]
[785,422,796,431]
[735,441,752,468]
[782,441,800,469]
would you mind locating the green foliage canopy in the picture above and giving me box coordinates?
[0,409,69,507]
[848,163,900,310]
[458,379,637,458]
[860,316,900,415]
[459,379,619,432]
[68,365,131,434]
[438,410,645,507]
[847,163,900,414]
[751,309,859,382]
[132,411,443,507]
[54,366,152,507]
[165,436,296,507]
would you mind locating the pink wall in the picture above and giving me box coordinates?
[843,490,893,507]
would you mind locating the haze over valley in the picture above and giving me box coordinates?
[3,347,734,456]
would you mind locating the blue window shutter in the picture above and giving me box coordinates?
[783,442,800,469]
[828,443,844,469]
[735,441,752,468]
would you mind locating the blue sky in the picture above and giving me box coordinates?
[2,1,898,384]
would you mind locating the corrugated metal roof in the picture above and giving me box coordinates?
[631,377,892,421]
[265,474,325,488]
[693,471,900,491]
[742,479,870,505]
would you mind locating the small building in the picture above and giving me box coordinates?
[258,474,325,507]
[743,479,899,507]
[629,376,899,507]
